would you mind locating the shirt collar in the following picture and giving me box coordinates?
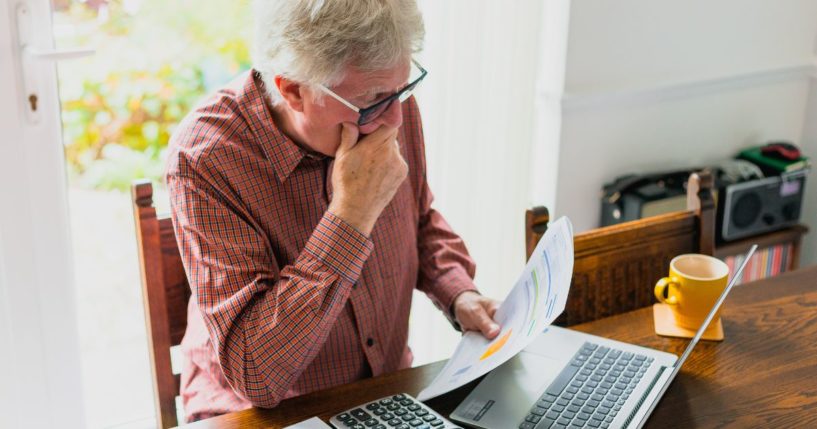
[241,69,327,182]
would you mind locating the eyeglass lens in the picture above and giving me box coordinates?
[358,80,420,125]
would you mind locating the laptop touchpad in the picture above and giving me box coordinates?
[454,351,562,428]
[502,351,560,397]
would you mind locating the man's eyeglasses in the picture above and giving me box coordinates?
[317,59,427,126]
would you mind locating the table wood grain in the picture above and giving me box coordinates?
[183,265,817,429]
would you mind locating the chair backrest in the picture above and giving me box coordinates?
[525,172,715,327]
[132,179,190,429]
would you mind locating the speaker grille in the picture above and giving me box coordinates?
[732,193,762,228]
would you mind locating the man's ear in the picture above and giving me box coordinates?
[274,75,305,112]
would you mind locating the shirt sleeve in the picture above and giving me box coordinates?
[401,97,479,322]
[167,173,373,408]
[415,179,480,324]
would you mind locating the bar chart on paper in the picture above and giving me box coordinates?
[417,217,575,401]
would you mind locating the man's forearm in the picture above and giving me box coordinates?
[208,210,372,407]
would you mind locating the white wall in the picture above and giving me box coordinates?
[563,0,817,93]
[546,0,817,266]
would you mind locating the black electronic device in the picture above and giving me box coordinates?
[716,169,808,242]
[600,169,700,227]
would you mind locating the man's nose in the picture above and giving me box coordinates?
[373,100,403,129]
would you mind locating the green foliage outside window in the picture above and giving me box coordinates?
[55,0,252,191]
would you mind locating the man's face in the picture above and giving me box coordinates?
[297,58,411,156]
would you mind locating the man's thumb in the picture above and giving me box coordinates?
[338,122,359,154]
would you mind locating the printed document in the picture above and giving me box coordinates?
[417,217,574,401]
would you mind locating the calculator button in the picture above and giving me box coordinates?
[351,409,372,421]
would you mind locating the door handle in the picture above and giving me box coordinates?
[23,46,95,61]
[15,2,95,123]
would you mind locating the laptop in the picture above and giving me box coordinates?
[450,245,757,429]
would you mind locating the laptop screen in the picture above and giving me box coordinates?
[671,244,757,371]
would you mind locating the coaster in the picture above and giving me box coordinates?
[653,303,724,341]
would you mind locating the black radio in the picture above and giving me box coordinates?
[716,169,808,242]
[600,163,808,243]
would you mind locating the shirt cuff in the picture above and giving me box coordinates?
[303,211,375,285]
[432,269,479,331]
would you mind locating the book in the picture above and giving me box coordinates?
[722,243,791,284]
[738,146,810,174]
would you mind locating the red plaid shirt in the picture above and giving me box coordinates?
[166,70,478,422]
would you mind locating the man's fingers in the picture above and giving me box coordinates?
[473,307,500,339]
[361,126,398,147]
[337,122,359,155]
[486,300,499,319]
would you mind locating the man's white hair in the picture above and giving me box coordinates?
[253,0,425,106]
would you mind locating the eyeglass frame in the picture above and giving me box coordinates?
[316,59,428,126]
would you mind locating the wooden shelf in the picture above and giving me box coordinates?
[714,224,809,270]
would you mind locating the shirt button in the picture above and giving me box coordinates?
[366,338,374,347]
[352,283,358,290]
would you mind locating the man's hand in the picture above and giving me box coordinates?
[452,291,501,339]
[329,122,408,236]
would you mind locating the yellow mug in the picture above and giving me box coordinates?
[654,254,729,330]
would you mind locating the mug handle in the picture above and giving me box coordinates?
[654,277,680,305]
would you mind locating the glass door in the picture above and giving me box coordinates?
[49,0,251,426]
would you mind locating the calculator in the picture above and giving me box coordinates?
[328,393,462,429]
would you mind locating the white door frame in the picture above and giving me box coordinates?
[0,0,85,427]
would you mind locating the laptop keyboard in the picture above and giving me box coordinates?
[519,342,654,429]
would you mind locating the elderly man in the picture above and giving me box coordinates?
[167,0,500,421]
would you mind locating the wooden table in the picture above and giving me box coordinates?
[184,266,817,429]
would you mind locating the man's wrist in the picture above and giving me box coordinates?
[449,290,480,331]
[306,211,375,285]
[328,199,376,236]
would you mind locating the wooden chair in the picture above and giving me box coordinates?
[132,180,190,428]
[525,172,716,327]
